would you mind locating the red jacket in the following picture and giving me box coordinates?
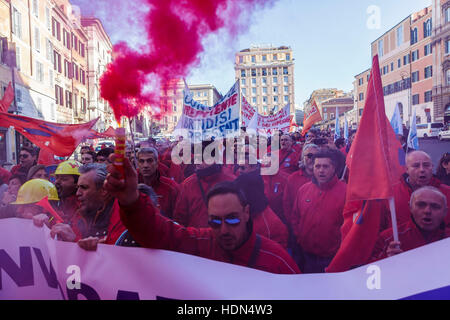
[0,167,11,185]
[262,170,289,222]
[278,148,301,175]
[386,176,450,230]
[370,219,450,261]
[253,206,289,249]
[292,176,346,257]
[173,169,235,227]
[150,175,179,219]
[282,168,312,226]
[120,193,300,274]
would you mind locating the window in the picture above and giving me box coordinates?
[424,66,432,79]
[284,96,289,103]
[424,43,433,56]
[55,85,64,106]
[424,90,432,102]
[45,7,50,30]
[411,28,418,45]
[35,61,44,82]
[262,68,267,76]
[262,87,267,94]
[367,74,370,81]
[446,7,450,23]
[359,93,364,101]
[79,43,85,57]
[282,76,288,84]
[34,27,40,52]
[262,77,267,85]
[73,64,79,81]
[411,50,419,62]
[359,78,363,86]
[273,96,278,103]
[12,8,22,39]
[424,19,432,38]
[64,60,71,78]
[15,46,21,70]
[330,113,334,119]
[378,39,384,57]
[272,68,278,75]
[65,91,72,108]
[63,29,71,49]
[242,88,246,95]
[391,62,394,72]
[412,94,420,105]
[46,39,53,62]
[283,67,288,75]
[52,18,61,41]
[398,59,401,68]
[251,69,256,77]
[446,39,450,55]
[72,34,78,51]
[324,113,328,120]
[284,86,289,93]
[273,77,278,84]
[80,69,86,85]
[447,69,450,85]
[397,25,403,46]
[359,109,363,116]
[239,56,243,63]
[252,87,256,95]
[241,69,246,77]
[403,54,410,65]
[49,69,53,87]
[263,96,268,103]
[54,51,61,73]
[262,55,267,61]
[173,116,177,123]
[273,86,278,94]
[251,55,256,63]
[252,97,257,104]
[251,78,256,85]
[33,0,38,17]
[286,53,290,61]
[241,79,246,86]
[412,71,420,83]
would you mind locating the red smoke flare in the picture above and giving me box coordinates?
[98,0,276,122]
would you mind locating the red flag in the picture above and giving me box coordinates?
[37,148,62,166]
[0,82,14,113]
[289,115,298,133]
[326,55,403,272]
[35,196,64,224]
[0,112,98,157]
[302,100,322,136]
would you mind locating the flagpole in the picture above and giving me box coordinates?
[340,165,347,181]
[128,117,138,169]
[388,197,399,242]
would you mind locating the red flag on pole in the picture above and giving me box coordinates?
[302,99,322,136]
[326,55,403,272]
[0,112,98,157]
[0,82,14,113]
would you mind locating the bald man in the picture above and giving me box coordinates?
[372,186,449,261]
[387,151,450,229]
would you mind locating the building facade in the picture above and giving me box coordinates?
[235,45,295,115]
[432,0,450,124]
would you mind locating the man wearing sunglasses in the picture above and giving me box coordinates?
[10,146,38,177]
[104,156,300,274]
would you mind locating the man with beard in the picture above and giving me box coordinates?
[173,141,235,227]
[137,147,179,218]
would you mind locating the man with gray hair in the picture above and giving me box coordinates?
[371,186,449,261]
[137,147,179,218]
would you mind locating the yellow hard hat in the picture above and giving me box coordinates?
[12,179,59,205]
[54,160,81,176]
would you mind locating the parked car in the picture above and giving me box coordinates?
[416,122,444,138]
[438,128,450,141]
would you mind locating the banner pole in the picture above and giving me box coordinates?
[389,197,399,242]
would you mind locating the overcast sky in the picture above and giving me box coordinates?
[73,0,432,109]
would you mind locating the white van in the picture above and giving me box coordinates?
[416,122,444,138]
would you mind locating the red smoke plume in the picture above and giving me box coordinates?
[98,0,276,122]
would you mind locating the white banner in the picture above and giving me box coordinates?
[174,82,240,143]
[1,218,450,300]
[248,104,291,136]
[241,95,256,128]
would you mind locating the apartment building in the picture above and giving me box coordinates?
[432,0,450,124]
[235,45,295,116]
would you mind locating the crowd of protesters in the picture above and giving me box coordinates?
[0,128,449,275]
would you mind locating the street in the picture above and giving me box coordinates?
[419,138,450,170]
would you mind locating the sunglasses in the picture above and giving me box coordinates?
[305,153,314,159]
[208,217,241,229]
[19,154,29,159]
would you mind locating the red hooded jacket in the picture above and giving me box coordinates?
[120,193,300,274]
[278,148,301,175]
[262,170,289,222]
[173,168,235,227]
[292,176,346,258]
[370,219,450,261]
[386,175,450,230]
[253,206,289,249]
[282,168,312,226]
